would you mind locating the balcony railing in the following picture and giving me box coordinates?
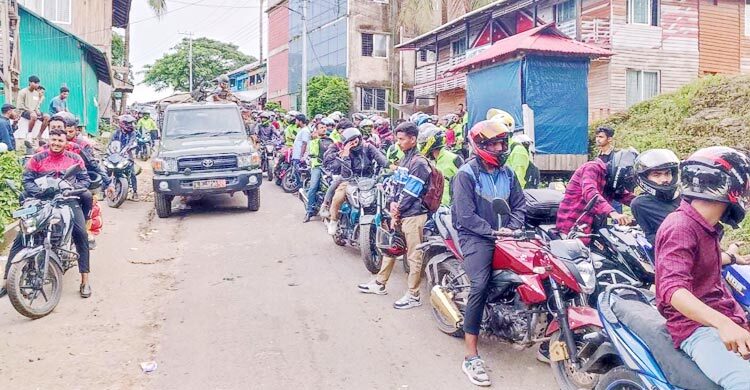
[415,54,466,86]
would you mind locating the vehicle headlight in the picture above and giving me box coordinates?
[21,217,37,234]
[103,160,115,169]
[359,190,376,208]
[265,145,275,153]
[116,160,129,169]
[238,153,260,168]
[576,261,597,294]
[152,157,178,173]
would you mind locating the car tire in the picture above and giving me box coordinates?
[155,193,173,218]
[247,188,260,211]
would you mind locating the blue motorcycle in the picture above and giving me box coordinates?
[584,284,720,390]
[723,264,750,315]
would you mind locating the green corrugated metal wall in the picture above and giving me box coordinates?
[11,8,100,134]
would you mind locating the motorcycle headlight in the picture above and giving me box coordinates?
[152,157,178,173]
[576,261,597,295]
[103,160,115,169]
[238,153,259,168]
[20,216,38,234]
[359,190,376,208]
[116,160,129,169]
[265,145,275,153]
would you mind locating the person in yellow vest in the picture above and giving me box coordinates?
[487,108,532,189]
[284,111,302,146]
[417,123,463,205]
[303,121,334,222]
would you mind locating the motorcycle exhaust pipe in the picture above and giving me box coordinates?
[430,285,463,328]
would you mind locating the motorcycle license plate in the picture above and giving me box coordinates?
[12,205,38,218]
[192,179,227,190]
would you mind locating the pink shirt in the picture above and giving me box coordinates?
[655,200,747,347]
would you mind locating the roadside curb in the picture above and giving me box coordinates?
[1,221,18,254]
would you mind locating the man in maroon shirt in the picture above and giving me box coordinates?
[556,148,638,235]
[656,146,750,389]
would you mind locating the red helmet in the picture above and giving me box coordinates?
[376,227,406,257]
[468,120,511,168]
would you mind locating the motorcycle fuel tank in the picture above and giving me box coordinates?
[724,265,750,307]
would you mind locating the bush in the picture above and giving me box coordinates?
[264,101,285,114]
[0,152,22,233]
[307,75,351,117]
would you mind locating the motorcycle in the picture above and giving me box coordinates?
[273,146,293,187]
[135,131,153,161]
[261,141,280,182]
[3,166,88,319]
[589,284,721,390]
[330,176,385,274]
[723,263,750,315]
[422,199,603,390]
[297,168,333,217]
[102,140,138,208]
[282,161,309,194]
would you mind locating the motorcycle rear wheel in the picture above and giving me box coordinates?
[106,177,129,208]
[550,326,601,390]
[594,366,646,390]
[360,223,382,274]
[7,253,64,319]
[266,160,274,182]
[282,169,301,193]
[430,258,467,338]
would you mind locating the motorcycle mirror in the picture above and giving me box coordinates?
[492,198,511,227]
[62,164,81,179]
[584,195,599,213]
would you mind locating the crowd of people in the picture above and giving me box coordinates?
[252,106,750,388]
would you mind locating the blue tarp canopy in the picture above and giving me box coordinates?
[466,55,590,155]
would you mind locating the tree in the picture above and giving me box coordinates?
[398,0,496,35]
[307,76,351,117]
[142,37,254,92]
[147,0,167,16]
[112,32,125,66]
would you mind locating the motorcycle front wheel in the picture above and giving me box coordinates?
[266,159,274,182]
[7,252,64,319]
[281,169,301,193]
[360,223,382,274]
[106,176,129,208]
[550,326,601,390]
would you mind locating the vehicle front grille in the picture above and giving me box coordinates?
[177,155,238,173]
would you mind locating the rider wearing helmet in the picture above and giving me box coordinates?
[359,118,380,147]
[111,114,140,200]
[655,146,750,390]
[323,127,389,234]
[257,111,281,144]
[631,149,681,245]
[417,123,462,205]
[351,112,366,128]
[556,148,638,236]
[487,108,535,189]
[374,117,394,149]
[451,120,526,387]
[413,113,431,127]
[284,111,302,146]
[303,120,334,222]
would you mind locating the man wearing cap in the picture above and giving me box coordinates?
[49,86,70,115]
[0,104,16,151]
[16,75,49,140]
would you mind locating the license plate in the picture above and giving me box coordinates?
[12,205,37,218]
[192,179,227,190]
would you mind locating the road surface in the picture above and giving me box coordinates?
[0,165,557,390]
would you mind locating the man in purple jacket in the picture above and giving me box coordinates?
[656,146,750,389]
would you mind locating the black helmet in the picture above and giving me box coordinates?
[88,172,103,190]
[606,148,639,196]
[376,227,406,257]
[635,149,680,201]
[680,146,750,228]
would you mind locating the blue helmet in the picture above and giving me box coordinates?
[414,113,431,127]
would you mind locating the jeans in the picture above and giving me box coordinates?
[681,326,750,390]
[459,234,495,335]
[376,213,428,296]
[4,201,90,279]
[79,190,93,220]
[129,170,138,194]
[305,167,323,215]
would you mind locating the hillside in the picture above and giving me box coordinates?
[591,74,750,242]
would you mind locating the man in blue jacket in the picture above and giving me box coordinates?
[452,120,526,387]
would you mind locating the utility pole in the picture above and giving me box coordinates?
[301,0,308,115]
[179,31,194,93]
[259,0,264,63]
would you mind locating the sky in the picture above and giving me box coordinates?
[127,0,266,103]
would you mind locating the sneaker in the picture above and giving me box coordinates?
[327,220,338,235]
[393,292,422,310]
[357,280,387,295]
[462,356,491,387]
[536,340,550,363]
[88,236,97,250]
[303,213,312,223]
[79,283,92,298]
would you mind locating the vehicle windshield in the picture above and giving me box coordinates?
[164,107,244,138]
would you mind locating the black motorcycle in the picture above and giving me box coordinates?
[4,166,87,319]
[261,141,280,182]
[102,140,137,208]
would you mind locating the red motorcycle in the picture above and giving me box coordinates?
[421,197,603,390]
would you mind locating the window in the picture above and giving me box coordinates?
[418,49,436,63]
[555,0,577,23]
[20,0,71,24]
[361,33,388,57]
[627,0,659,26]
[405,90,415,104]
[360,87,387,111]
[451,38,467,57]
[626,70,659,107]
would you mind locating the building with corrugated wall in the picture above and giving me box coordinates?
[5,6,112,134]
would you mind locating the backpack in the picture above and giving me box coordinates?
[411,155,444,213]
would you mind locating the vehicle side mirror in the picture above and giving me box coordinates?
[492,198,511,227]
[63,164,81,179]
[584,194,599,213]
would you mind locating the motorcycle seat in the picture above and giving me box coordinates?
[611,298,721,390]
[437,210,463,258]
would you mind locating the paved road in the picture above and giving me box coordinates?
[0,166,557,390]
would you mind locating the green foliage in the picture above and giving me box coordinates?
[264,101,285,114]
[142,37,254,92]
[147,0,167,15]
[112,31,125,67]
[0,152,22,233]
[591,74,750,242]
[306,75,351,117]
